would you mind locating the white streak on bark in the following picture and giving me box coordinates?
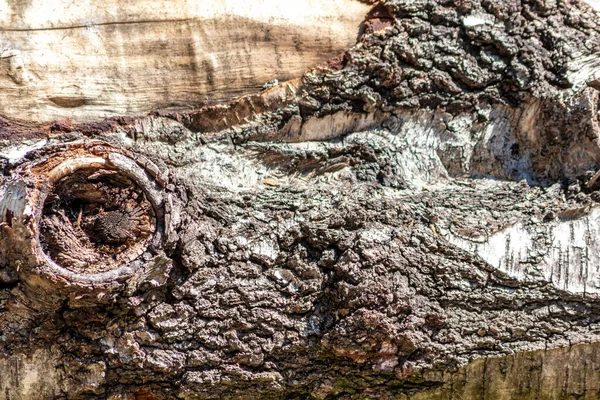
[0,140,47,163]
[446,207,600,295]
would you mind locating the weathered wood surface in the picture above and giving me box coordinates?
[4,0,600,399]
[0,0,370,122]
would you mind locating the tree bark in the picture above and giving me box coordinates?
[2,0,600,399]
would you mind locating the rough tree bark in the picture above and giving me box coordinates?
[2,0,600,399]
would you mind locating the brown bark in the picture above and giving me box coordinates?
[2,0,600,399]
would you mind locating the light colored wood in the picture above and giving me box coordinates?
[0,0,369,123]
[413,342,600,400]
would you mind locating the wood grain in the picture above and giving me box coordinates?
[0,0,370,123]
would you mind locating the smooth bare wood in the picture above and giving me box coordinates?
[0,0,369,123]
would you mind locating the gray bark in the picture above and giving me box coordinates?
[2,0,600,399]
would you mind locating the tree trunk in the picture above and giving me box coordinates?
[2,0,600,399]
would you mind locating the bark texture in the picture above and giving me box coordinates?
[2,0,600,399]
